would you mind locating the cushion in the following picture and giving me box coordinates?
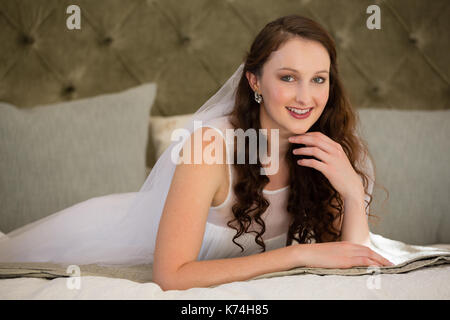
[0,83,157,233]
[357,108,450,245]
[149,113,194,160]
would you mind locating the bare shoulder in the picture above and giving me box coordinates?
[174,126,229,206]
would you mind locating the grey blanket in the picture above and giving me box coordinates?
[0,233,449,284]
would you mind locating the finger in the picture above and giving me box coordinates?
[297,158,328,173]
[367,258,383,267]
[352,256,382,268]
[289,134,336,154]
[367,249,394,266]
[352,245,390,266]
[307,132,342,151]
[293,147,331,164]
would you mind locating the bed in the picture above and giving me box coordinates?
[0,0,449,300]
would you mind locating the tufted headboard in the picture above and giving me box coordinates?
[0,0,449,169]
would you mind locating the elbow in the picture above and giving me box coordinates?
[153,265,190,291]
[153,260,195,291]
[153,272,177,291]
[152,265,177,291]
[156,282,174,292]
[154,276,194,291]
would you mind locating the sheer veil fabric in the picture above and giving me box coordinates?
[0,63,245,266]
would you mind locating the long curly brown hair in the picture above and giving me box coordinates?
[224,14,385,253]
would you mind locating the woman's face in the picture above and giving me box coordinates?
[247,37,330,137]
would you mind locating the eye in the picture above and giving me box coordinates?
[281,75,295,82]
[314,77,326,84]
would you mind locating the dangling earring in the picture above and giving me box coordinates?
[254,91,263,104]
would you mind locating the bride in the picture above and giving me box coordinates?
[0,14,393,290]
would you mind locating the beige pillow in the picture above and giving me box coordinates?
[0,83,157,233]
[357,108,450,245]
[149,113,194,160]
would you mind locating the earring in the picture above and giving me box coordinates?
[254,91,263,104]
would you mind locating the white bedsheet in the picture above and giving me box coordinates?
[1,263,449,300]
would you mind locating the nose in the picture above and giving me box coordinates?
[295,82,313,106]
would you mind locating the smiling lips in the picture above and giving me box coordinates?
[286,106,312,112]
[286,106,313,119]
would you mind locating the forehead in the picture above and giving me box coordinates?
[264,37,330,73]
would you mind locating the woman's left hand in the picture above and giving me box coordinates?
[289,132,364,201]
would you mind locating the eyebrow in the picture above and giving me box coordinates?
[277,67,329,74]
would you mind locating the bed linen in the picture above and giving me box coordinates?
[1,264,449,300]
[0,232,449,299]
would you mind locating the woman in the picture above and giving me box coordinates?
[152,15,393,291]
[0,15,393,290]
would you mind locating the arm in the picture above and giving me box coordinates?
[340,154,374,247]
[289,132,373,247]
[340,195,371,247]
[163,243,301,290]
[323,188,370,246]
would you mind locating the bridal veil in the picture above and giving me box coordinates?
[0,62,245,266]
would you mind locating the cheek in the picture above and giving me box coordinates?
[316,87,329,106]
[268,86,291,106]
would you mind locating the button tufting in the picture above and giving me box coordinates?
[371,85,381,95]
[19,33,35,46]
[335,36,341,45]
[332,30,351,49]
[408,34,418,45]
[99,36,114,46]
[63,85,76,95]
[180,34,191,45]
[331,32,342,46]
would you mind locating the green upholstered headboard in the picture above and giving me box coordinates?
[0,0,449,168]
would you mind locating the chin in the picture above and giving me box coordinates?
[281,110,319,134]
[284,122,313,135]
